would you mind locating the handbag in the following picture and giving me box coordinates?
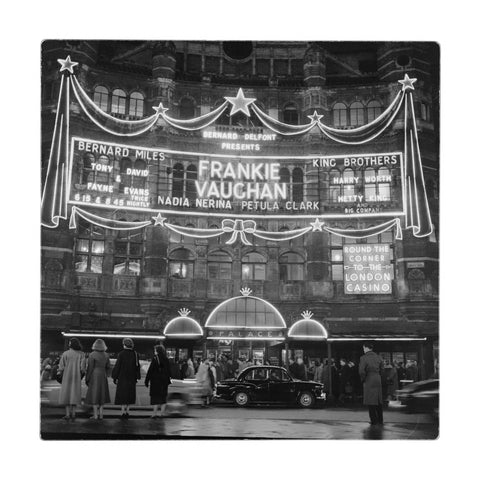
[56,370,63,384]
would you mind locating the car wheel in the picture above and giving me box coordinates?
[234,391,249,407]
[298,391,315,408]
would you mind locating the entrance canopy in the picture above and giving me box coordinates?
[205,291,286,330]
[164,309,203,338]
[288,317,328,340]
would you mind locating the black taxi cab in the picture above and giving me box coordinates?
[215,365,326,408]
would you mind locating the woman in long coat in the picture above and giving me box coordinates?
[58,338,86,421]
[359,343,384,425]
[85,339,111,419]
[196,359,213,407]
[111,338,141,419]
[145,344,171,417]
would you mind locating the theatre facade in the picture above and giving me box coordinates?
[41,41,439,378]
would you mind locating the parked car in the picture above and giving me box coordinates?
[396,378,439,414]
[215,366,326,408]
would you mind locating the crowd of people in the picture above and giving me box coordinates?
[41,340,423,420]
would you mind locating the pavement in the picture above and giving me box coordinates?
[40,403,438,440]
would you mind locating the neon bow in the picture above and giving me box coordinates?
[222,219,256,245]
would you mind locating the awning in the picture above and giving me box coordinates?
[288,318,328,340]
[164,310,203,338]
[61,331,165,340]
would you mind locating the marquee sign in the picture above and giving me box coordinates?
[343,244,393,294]
[69,137,404,218]
[206,329,285,340]
[41,56,433,244]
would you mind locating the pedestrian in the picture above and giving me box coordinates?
[313,360,323,383]
[396,361,407,388]
[406,360,419,382]
[85,339,111,420]
[169,358,182,379]
[349,360,361,402]
[237,356,248,375]
[58,338,86,421]
[111,338,141,419]
[338,358,352,405]
[359,342,384,426]
[290,356,308,380]
[196,359,213,407]
[145,344,171,418]
[226,357,235,379]
[184,358,196,379]
[384,359,398,402]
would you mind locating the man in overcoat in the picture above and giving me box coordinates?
[359,342,384,425]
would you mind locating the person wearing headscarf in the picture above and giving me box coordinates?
[184,358,196,379]
[58,338,86,421]
[145,344,171,418]
[112,338,141,419]
[85,339,111,420]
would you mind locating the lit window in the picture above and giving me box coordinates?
[129,91,144,118]
[241,252,266,281]
[333,103,348,127]
[350,101,365,126]
[74,219,105,273]
[208,250,232,280]
[329,169,341,203]
[111,89,126,115]
[169,248,195,279]
[279,252,304,281]
[93,86,109,112]
[114,229,143,276]
[420,102,430,122]
[367,100,382,122]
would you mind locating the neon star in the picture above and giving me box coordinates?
[398,74,417,91]
[153,103,169,116]
[57,55,78,74]
[307,111,324,124]
[310,219,324,232]
[224,88,256,117]
[152,213,166,226]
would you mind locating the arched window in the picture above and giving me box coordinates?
[172,163,184,197]
[185,164,197,202]
[241,252,266,281]
[111,89,126,115]
[364,167,376,200]
[129,91,144,118]
[81,153,94,184]
[119,157,133,190]
[342,168,357,198]
[367,100,382,123]
[89,155,111,184]
[329,169,341,203]
[279,252,304,281]
[74,218,105,273]
[378,166,391,201]
[279,167,291,199]
[93,86,109,112]
[350,101,365,126]
[179,97,195,119]
[169,248,195,279]
[114,229,143,275]
[292,167,303,202]
[333,102,348,127]
[132,159,147,189]
[207,250,232,280]
[283,103,299,125]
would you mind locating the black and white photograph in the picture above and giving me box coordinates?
[39,39,440,440]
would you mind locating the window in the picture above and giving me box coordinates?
[81,153,94,184]
[329,169,341,203]
[420,102,430,122]
[279,252,304,281]
[169,248,195,279]
[207,250,232,280]
[243,368,268,381]
[364,167,391,201]
[93,86,109,112]
[242,252,266,280]
[333,103,348,127]
[179,97,195,119]
[74,219,105,273]
[111,89,126,115]
[367,100,382,123]
[88,155,111,184]
[292,167,304,203]
[114,229,143,275]
[131,159,147,189]
[283,103,299,125]
[172,163,184,197]
[129,91,144,118]
[350,101,365,126]
[329,168,358,202]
